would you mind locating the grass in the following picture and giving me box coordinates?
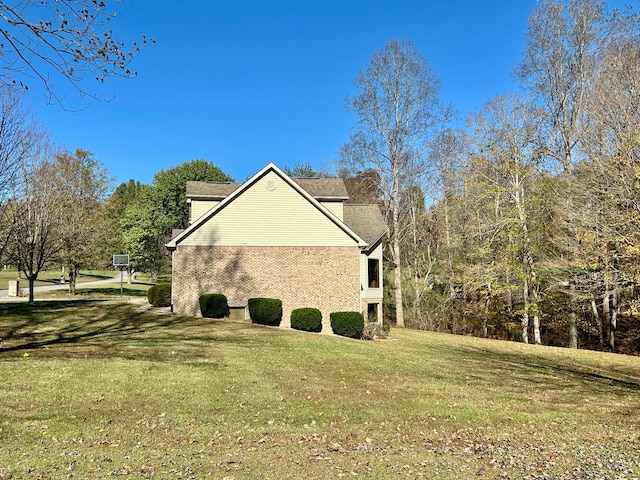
[36,283,151,299]
[133,272,172,284]
[0,301,638,479]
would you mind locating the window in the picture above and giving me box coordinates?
[368,258,380,288]
[367,302,379,323]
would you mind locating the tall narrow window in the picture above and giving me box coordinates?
[368,258,380,288]
[367,302,379,323]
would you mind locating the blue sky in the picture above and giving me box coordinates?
[22,1,623,187]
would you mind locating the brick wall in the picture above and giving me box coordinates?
[172,245,361,332]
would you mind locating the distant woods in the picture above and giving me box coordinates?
[338,0,640,354]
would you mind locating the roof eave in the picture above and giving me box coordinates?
[361,230,387,254]
[187,195,228,201]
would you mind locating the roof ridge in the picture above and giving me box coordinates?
[188,180,237,184]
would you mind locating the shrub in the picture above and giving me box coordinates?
[362,321,389,340]
[147,282,171,307]
[291,308,322,333]
[199,293,229,318]
[330,311,364,339]
[248,298,282,326]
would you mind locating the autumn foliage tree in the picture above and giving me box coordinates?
[53,148,112,294]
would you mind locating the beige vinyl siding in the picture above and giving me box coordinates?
[182,171,357,247]
[360,243,383,300]
[321,201,343,221]
[190,200,219,223]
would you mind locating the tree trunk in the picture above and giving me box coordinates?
[412,210,420,319]
[591,294,603,347]
[568,283,578,349]
[393,241,405,327]
[531,279,541,344]
[522,275,530,344]
[609,243,620,353]
[609,292,617,353]
[505,269,513,313]
[68,263,77,296]
[603,286,611,344]
[392,167,405,328]
[28,276,35,304]
[568,312,578,348]
[482,282,491,338]
[533,313,542,345]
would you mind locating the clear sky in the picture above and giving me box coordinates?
[21,1,625,187]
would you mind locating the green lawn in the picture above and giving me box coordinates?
[36,282,151,299]
[0,301,638,479]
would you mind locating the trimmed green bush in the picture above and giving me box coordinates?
[330,311,364,339]
[248,298,282,326]
[147,282,171,307]
[291,308,322,333]
[199,293,229,318]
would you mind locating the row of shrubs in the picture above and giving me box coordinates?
[147,286,381,340]
[198,293,371,339]
[290,307,365,338]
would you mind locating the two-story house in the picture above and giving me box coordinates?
[166,163,386,332]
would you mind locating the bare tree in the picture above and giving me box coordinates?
[0,91,39,259]
[0,0,153,106]
[340,38,452,327]
[516,0,614,172]
[339,168,383,205]
[5,142,63,303]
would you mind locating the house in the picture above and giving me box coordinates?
[166,163,387,332]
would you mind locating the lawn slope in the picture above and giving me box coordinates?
[0,300,638,479]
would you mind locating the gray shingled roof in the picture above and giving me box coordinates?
[294,178,348,200]
[343,204,387,247]
[186,181,240,199]
[187,177,349,200]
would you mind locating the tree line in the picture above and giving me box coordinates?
[339,0,640,354]
[0,124,231,303]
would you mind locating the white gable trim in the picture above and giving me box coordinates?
[167,163,367,250]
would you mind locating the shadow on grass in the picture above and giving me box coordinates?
[38,289,149,301]
[74,287,149,297]
[444,344,640,395]
[0,300,274,359]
